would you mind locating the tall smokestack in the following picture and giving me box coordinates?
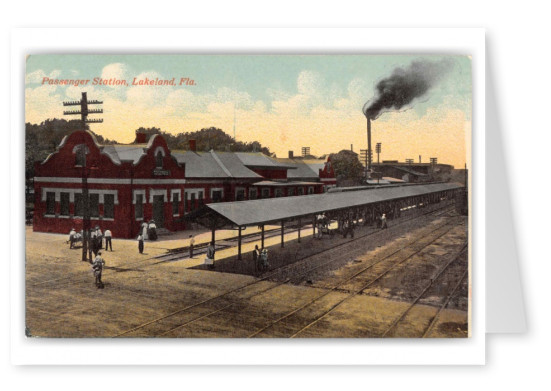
[288,150,294,159]
[367,117,372,172]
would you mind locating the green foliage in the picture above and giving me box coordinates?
[134,126,272,156]
[329,150,365,186]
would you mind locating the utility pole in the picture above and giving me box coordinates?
[360,149,368,169]
[63,92,103,262]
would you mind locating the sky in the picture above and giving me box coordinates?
[25,54,471,168]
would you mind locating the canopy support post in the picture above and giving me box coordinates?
[261,225,265,249]
[237,226,242,261]
[211,216,216,244]
[281,220,285,248]
[298,218,301,243]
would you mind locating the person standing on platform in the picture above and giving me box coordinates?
[381,213,388,229]
[91,251,105,289]
[189,235,195,258]
[68,228,76,249]
[141,222,148,241]
[90,228,97,256]
[138,233,144,254]
[95,226,103,254]
[104,229,112,251]
[252,245,260,273]
[206,242,215,270]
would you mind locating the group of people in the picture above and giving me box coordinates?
[252,245,269,273]
[137,220,158,254]
[68,226,113,254]
[139,220,158,241]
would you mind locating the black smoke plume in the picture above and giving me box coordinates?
[363,59,452,120]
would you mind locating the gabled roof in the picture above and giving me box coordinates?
[108,145,148,164]
[172,150,262,179]
[274,158,326,179]
[234,152,295,169]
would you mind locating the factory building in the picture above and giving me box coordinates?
[33,130,335,238]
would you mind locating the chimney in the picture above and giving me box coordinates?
[419,155,422,163]
[135,132,147,143]
[189,139,197,152]
[288,150,294,159]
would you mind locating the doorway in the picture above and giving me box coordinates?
[153,195,165,228]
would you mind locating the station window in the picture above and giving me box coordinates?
[156,150,163,168]
[275,189,283,198]
[75,145,86,167]
[60,192,70,216]
[74,193,83,216]
[104,194,115,219]
[287,188,295,197]
[297,187,304,196]
[190,193,196,210]
[172,192,180,216]
[212,190,223,203]
[307,187,314,195]
[236,188,245,201]
[89,194,99,217]
[46,192,55,215]
[261,188,270,199]
[198,191,204,205]
[135,194,144,219]
[249,188,258,200]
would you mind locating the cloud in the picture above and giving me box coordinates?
[101,63,128,86]
[25,69,62,85]
[25,85,62,122]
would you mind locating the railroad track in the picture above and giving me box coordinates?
[378,244,468,338]
[155,217,459,337]
[114,209,461,337]
[252,222,466,338]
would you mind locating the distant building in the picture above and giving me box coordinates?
[372,162,454,183]
[33,130,336,237]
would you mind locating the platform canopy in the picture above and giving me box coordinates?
[205,182,463,227]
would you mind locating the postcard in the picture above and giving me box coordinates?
[24,53,471,340]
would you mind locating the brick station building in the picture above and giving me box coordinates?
[33,130,336,238]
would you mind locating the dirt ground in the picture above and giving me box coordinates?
[25,202,469,338]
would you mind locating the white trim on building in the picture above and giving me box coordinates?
[148,189,168,203]
[41,188,119,204]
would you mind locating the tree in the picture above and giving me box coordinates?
[329,150,365,186]
[134,126,272,156]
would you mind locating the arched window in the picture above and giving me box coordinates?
[156,150,163,168]
[74,144,87,167]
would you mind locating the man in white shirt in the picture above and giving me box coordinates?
[104,229,113,251]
